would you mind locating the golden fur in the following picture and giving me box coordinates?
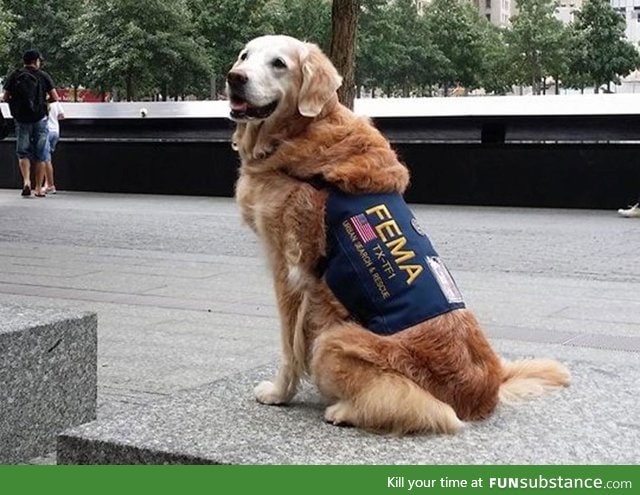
[229,36,570,435]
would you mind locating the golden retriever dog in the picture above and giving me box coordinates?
[227,35,570,434]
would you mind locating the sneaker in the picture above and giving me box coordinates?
[617,203,640,218]
[21,185,31,197]
[45,186,57,194]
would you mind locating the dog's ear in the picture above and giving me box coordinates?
[298,44,342,118]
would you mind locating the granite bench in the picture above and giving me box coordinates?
[0,304,97,463]
[58,352,639,465]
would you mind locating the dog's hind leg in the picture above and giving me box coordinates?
[311,324,463,435]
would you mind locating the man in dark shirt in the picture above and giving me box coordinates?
[1,49,59,197]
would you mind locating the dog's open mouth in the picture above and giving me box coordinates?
[229,97,279,120]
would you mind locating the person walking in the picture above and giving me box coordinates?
[43,100,64,194]
[1,49,59,197]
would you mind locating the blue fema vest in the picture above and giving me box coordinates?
[324,191,465,335]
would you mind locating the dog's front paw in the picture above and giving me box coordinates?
[254,380,288,405]
[324,401,355,427]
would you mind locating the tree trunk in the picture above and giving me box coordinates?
[329,0,360,110]
[126,72,133,101]
[210,74,217,100]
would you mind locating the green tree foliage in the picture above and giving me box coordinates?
[358,0,447,96]
[2,0,640,99]
[1,0,81,86]
[479,24,515,95]
[0,0,16,72]
[190,0,273,96]
[70,0,211,101]
[562,23,591,92]
[572,0,640,92]
[508,0,568,94]
[267,0,332,48]
[425,0,486,95]
[358,0,489,97]
[357,0,397,94]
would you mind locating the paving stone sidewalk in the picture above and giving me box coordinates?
[0,189,638,464]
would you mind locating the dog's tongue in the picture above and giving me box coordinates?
[230,100,248,113]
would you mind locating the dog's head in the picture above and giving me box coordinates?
[226,35,342,122]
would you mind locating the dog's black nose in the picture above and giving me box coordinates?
[227,71,248,87]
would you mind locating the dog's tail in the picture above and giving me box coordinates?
[499,359,570,404]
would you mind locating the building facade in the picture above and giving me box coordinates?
[610,0,640,44]
[555,0,584,24]
[418,0,640,41]
[416,0,515,26]
[477,0,515,26]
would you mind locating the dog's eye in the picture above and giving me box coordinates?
[240,51,248,61]
[271,58,287,69]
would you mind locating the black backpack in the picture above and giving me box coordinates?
[9,69,47,122]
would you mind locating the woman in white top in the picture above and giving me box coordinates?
[44,100,64,194]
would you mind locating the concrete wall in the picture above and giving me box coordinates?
[1,110,639,209]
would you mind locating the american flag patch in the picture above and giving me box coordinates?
[350,214,378,243]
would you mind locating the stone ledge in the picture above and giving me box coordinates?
[58,350,639,465]
[0,304,97,464]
